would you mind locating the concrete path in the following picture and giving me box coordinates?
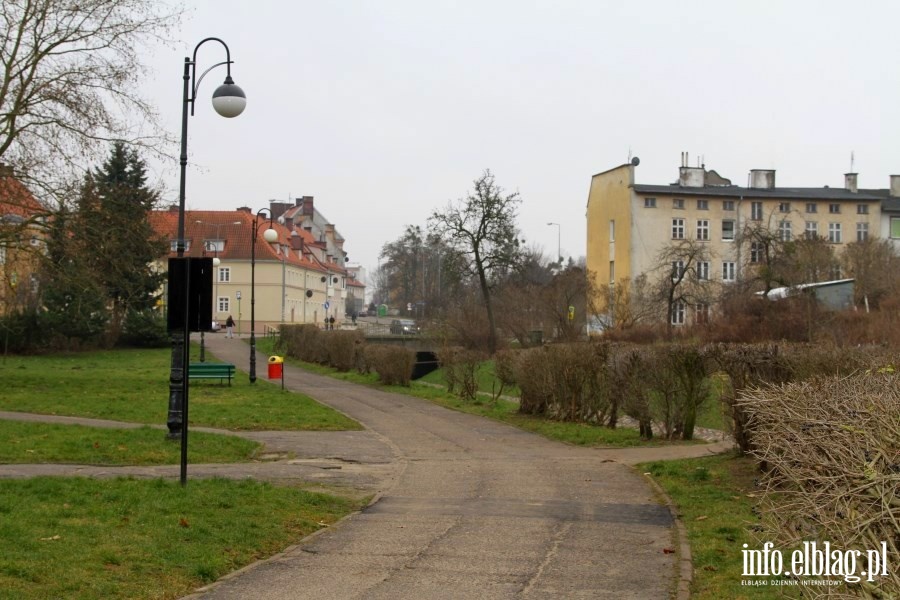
[0,335,734,599]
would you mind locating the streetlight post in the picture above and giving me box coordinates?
[250,209,277,383]
[166,37,246,454]
[547,222,561,264]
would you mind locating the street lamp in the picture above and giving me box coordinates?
[166,37,246,453]
[250,209,277,383]
[547,222,561,264]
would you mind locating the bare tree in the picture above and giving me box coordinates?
[0,0,180,200]
[650,239,713,336]
[842,238,899,308]
[429,170,524,353]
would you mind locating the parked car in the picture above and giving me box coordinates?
[390,319,418,335]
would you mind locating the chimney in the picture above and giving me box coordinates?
[844,173,858,193]
[284,215,294,230]
[678,152,705,187]
[290,230,302,251]
[891,175,900,197]
[236,206,251,214]
[0,162,13,177]
[301,196,314,216]
[749,169,776,190]
[168,204,179,213]
[269,201,291,220]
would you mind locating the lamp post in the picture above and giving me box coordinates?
[166,37,246,449]
[547,222,561,264]
[250,209,277,383]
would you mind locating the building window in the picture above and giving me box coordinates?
[609,261,615,282]
[829,203,841,214]
[778,202,791,213]
[695,303,710,325]
[696,219,710,241]
[805,221,818,240]
[750,242,764,263]
[723,261,736,282]
[806,203,817,214]
[672,218,685,239]
[204,240,225,252]
[671,260,685,281]
[828,223,842,243]
[218,267,231,283]
[751,202,763,220]
[644,197,657,208]
[697,199,709,210]
[609,220,615,242]
[857,223,869,242]
[170,240,191,252]
[671,302,685,326]
[857,204,869,215]
[723,200,735,211]
[722,220,735,241]
[673,198,685,209]
[830,265,843,280]
[778,220,792,242]
[697,261,710,281]
[218,297,230,313]
[891,217,900,239]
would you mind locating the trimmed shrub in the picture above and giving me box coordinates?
[280,324,328,364]
[367,344,415,386]
[324,330,364,372]
[738,373,900,597]
[437,346,483,402]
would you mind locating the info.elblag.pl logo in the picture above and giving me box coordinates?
[741,541,891,587]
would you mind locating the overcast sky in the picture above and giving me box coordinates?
[140,0,900,276]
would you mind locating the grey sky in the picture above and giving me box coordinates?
[141,0,900,276]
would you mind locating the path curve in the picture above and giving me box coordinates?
[0,335,734,599]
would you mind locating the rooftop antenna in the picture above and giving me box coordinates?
[850,151,855,173]
[627,147,632,162]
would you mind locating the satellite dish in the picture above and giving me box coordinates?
[631,156,640,166]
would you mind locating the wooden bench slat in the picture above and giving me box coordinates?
[187,363,235,385]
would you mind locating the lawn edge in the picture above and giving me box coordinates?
[637,466,693,600]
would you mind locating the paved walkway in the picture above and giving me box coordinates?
[0,334,734,599]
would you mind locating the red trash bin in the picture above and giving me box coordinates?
[267,356,283,379]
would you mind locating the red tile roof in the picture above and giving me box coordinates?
[0,176,45,218]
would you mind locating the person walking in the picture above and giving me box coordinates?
[225,315,235,338]
[329,315,336,330]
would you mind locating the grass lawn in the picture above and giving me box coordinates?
[638,453,780,599]
[0,476,366,599]
[0,420,259,465]
[0,348,361,432]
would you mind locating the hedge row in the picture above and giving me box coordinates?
[279,325,415,386]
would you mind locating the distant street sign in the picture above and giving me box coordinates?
[324,301,330,309]
[236,291,241,299]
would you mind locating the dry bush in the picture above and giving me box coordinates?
[437,346,484,401]
[707,343,793,453]
[609,346,653,438]
[324,330,365,372]
[514,347,553,415]
[512,343,614,423]
[279,324,328,364]
[704,295,815,344]
[738,374,900,598]
[367,344,415,386]
[492,349,519,401]
[601,323,663,344]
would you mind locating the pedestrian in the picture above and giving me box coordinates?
[329,315,335,330]
[225,315,235,338]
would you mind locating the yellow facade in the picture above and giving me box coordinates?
[585,164,634,293]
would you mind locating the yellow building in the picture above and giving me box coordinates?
[586,156,892,327]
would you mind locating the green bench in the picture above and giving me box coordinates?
[188,363,236,385]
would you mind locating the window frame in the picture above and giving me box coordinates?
[673,198,685,210]
[751,202,763,220]
[696,219,710,241]
[644,197,657,208]
[828,222,842,244]
[722,261,736,282]
[857,222,869,242]
[806,203,818,214]
[218,267,231,283]
[672,218,685,240]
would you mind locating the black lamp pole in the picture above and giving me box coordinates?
[166,37,246,453]
[250,209,276,383]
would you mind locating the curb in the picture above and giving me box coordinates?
[639,468,693,600]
